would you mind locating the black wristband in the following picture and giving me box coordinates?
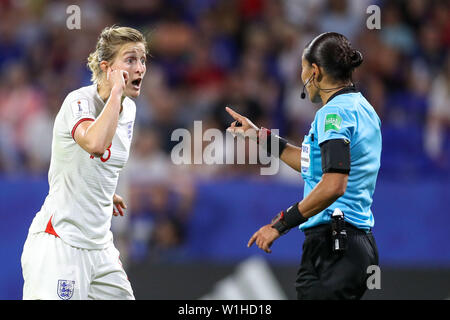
[258,127,288,158]
[271,202,308,235]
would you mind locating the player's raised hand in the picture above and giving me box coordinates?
[225,106,259,138]
[107,68,128,93]
[113,193,127,217]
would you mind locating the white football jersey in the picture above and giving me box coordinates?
[28,84,136,249]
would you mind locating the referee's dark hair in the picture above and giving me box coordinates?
[304,32,363,82]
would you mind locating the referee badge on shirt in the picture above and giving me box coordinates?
[301,141,311,174]
[71,99,91,118]
[57,279,75,300]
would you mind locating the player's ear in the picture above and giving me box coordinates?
[99,60,109,73]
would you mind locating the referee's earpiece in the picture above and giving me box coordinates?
[301,73,315,99]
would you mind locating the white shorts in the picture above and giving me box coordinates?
[21,232,134,300]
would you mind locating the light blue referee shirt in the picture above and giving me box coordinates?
[299,87,382,231]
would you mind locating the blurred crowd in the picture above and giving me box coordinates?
[0,0,449,264]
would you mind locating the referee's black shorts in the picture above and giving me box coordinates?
[295,223,379,300]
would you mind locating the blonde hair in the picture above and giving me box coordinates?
[87,26,148,84]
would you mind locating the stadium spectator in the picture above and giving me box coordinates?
[424,53,450,169]
[0,0,448,264]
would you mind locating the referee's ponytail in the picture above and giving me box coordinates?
[304,32,363,82]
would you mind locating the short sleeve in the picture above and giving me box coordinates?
[62,93,96,140]
[316,106,356,146]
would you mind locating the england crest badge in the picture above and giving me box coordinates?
[126,121,133,140]
[57,280,75,300]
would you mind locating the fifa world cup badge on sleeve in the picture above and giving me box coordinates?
[57,280,75,300]
[71,99,91,118]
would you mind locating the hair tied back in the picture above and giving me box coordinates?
[350,50,363,68]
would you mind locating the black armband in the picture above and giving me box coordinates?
[271,202,308,235]
[320,139,351,174]
[258,127,288,158]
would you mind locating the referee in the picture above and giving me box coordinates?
[226,32,381,300]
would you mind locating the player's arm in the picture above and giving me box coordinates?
[74,69,127,157]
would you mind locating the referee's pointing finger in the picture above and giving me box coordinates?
[225,107,243,121]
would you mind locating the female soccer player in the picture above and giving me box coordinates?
[226,32,381,300]
[21,26,147,300]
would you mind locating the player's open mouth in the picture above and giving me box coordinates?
[131,78,142,90]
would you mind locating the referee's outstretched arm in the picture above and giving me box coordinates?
[226,106,349,253]
[279,144,302,172]
[226,107,303,172]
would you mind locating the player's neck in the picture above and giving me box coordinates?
[97,83,112,102]
[97,83,125,113]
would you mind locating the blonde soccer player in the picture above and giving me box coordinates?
[21,26,147,300]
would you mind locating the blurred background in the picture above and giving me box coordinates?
[0,0,449,300]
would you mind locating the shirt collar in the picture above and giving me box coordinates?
[326,84,358,104]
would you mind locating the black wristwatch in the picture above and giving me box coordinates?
[271,211,290,235]
[271,203,308,235]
